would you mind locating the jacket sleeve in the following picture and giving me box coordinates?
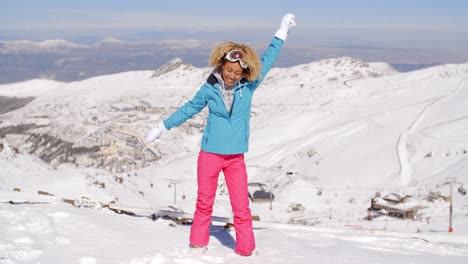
[251,36,284,91]
[163,86,207,129]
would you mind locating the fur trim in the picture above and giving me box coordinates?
[209,42,261,82]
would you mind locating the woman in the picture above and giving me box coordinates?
[146,13,296,256]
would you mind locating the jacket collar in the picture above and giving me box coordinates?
[207,73,248,87]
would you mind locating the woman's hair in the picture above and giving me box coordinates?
[209,42,261,81]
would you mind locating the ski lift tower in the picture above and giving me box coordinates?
[445,177,457,233]
[168,179,181,205]
[267,179,274,210]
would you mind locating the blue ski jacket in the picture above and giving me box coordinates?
[163,37,284,154]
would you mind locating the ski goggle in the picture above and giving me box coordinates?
[224,50,248,69]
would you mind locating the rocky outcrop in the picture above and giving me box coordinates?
[0,123,44,138]
[0,96,35,114]
[27,133,101,165]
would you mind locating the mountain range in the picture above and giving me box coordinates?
[0,37,441,84]
[1,56,468,263]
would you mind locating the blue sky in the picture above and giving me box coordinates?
[1,0,468,63]
[1,0,467,32]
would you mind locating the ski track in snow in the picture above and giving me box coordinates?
[419,114,468,139]
[396,78,468,186]
[250,88,451,171]
[396,132,411,186]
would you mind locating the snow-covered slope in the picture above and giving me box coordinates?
[1,200,467,264]
[1,57,468,263]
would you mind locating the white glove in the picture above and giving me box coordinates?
[145,121,168,143]
[275,13,296,41]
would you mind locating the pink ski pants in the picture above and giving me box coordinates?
[190,150,255,255]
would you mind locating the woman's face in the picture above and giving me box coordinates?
[221,61,243,86]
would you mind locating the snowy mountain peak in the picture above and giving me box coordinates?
[315,57,397,74]
[38,39,84,49]
[319,57,366,67]
[1,60,467,181]
[151,58,190,78]
[261,57,397,87]
[95,37,126,47]
[0,39,87,54]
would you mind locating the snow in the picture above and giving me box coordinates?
[0,40,88,54]
[156,39,202,49]
[1,57,468,263]
[95,37,126,47]
[0,79,64,97]
[1,201,467,263]
[38,39,87,49]
[0,38,204,55]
